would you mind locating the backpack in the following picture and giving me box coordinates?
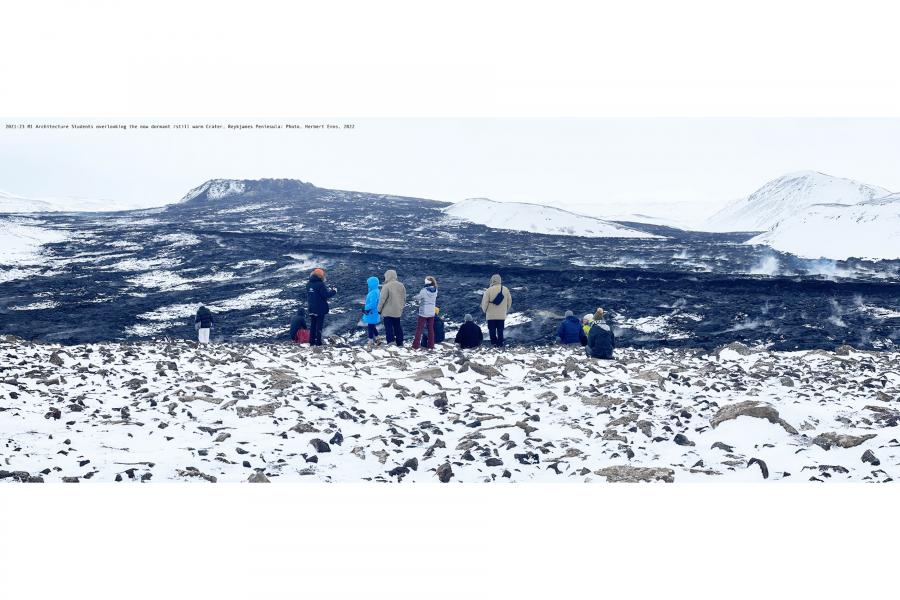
[490,289,505,305]
[294,328,310,344]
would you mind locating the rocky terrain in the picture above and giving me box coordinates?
[2,178,898,350]
[1,335,898,483]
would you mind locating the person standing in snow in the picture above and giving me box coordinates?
[480,273,512,347]
[412,276,438,350]
[557,310,587,345]
[585,307,615,359]
[454,313,483,349]
[421,307,445,348]
[361,276,381,347]
[195,305,213,344]
[289,307,310,344]
[306,268,337,346]
[377,269,407,347]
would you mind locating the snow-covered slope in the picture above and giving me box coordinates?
[702,171,892,233]
[1,338,896,483]
[443,198,660,238]
[0,190,147,213]
[747,194,900,261]
[0,218,69,266]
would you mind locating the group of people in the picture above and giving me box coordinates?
[194,267,615,359]
[555,308,615,359]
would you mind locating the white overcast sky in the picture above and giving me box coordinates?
[2,118,899,221]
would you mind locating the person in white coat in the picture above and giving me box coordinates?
[412,276,438,350]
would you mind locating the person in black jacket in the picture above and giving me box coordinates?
[585,307,615,359]
[195,305,213,344]
[421,307,446,347]
[306,268,337,346]
[454,313,483,349]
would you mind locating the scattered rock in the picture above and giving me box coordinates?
[236,402,280,418]
[747,458,769,479]
[435,462,453,483]
[812,432,876,450]
[248,471,270,483]
[673,433,695,446]
[309,438,331,453]
[595,466,675,483]
[710,400,798,434]
[862,449,881,466]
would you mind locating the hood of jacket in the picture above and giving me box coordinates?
[367,276,380,292]
[565,315,580,325]
[422,285,437,294]
[489,274,502,287]
[384,269,398,283]
[309,273,324,282]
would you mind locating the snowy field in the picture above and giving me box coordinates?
[1,336,897,483]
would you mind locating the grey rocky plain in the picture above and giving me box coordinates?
[0,336,897,483]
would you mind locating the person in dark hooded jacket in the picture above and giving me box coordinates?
[557,310,587,345]
[585,307,615,359]
[454,314,483,349]
[289,307,309,343]
[306,268,336,346]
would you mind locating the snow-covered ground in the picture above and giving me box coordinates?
[1,337,896,483]
[702,171,892,233]
[0,190,154,213]
[0,218,69,267]
[443,198,660,239]
[746,194,900,261]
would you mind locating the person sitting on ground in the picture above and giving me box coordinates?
[289,307,310,344]
[454,313,484,349]
[421,307,446,348]
[581,314,593,346]
[195,305,213,344]
[412,276,439,350]
[585,307,615,359]
[377,269,407,347]
[480,273,512,347]
[361,276,381,346]
[307,268,337,347]
[556,310,586,345]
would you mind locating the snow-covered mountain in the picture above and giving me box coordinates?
[443,198,661,239]
[747,194,900,261]
[0,190,146,213]
[179,179,250,203]
[702,171,892,233]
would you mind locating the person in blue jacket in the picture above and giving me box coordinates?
[306,268,337,346]
[362,275,381,346]
[557,310,587,345]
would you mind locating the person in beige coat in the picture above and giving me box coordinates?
[480,273,512,347]
[377,269,407,346]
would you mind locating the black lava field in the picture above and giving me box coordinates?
[1,179,898,351]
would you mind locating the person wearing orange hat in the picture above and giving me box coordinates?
[306,267,337,346]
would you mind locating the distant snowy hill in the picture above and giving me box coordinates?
[747,194,900,261]
[0,190,150,213]
[443,198,661,239]
[702,171,892,233]
[179,179,249,203]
